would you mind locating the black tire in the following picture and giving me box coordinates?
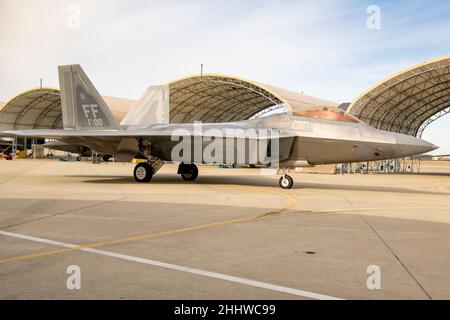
[279,175,294,189]
[134,162,153,183]
[76,157,81,161]
[181,164,198,181]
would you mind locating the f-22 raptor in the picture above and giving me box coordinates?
[2,65,437,189]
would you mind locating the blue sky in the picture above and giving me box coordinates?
[0,0,449,154]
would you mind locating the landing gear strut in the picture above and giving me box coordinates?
[178,163,199,181]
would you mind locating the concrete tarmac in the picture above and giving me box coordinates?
[0,159,449,300]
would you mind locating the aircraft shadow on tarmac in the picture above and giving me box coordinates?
[1,196,450,299]
[0,199,271,229]
[414,172,450,176]
[0,195,450,299]
[64,174,449,196]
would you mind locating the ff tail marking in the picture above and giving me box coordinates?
[58,64,121,131]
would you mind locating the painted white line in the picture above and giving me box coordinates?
[0,230,77,248]
[0,230,343,300]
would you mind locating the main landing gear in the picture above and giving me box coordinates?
[133,158,164,183]
[177,163,199,181]
[134,162,154,182]
[133,161,199,183]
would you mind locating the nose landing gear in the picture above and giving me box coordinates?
[278,168,294,189]
[279,175,293,189]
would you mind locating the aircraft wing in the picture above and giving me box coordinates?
[1,123,296,140]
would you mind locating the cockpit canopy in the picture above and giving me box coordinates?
[293,107,360,123]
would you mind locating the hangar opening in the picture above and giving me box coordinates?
[0,88,135,158]
[168,74,341,123]
[168,75,287,123]
[340,55,450,174]
[0,88,134,131]
[348,55,450,138]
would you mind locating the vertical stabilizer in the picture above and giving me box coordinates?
[120,85,169,126]
[58,65,121,130]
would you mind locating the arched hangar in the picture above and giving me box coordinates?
[1,55,450,139]
[0,75,339,131]
[348,55,450,137]
[0,87,134,131]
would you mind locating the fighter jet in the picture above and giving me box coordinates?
[1,65,437,189]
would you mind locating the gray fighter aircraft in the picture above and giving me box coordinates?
[2,65,437,189]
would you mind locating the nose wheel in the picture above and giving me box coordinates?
[178,163,199,181]
[279,174,294,189]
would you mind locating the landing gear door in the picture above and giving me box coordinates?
[279,137,295,163]
[266,136,295,168]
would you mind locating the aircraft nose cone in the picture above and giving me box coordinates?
[396,134,438,156]
[417,139,438,153]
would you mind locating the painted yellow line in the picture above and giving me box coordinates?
[1,204,415,267]
[0,215,260,266]
[1,178,447,267]
[209,184,298,217]
[0,186,296,266]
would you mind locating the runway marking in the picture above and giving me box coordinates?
[0,230,342,300]
[1,199,445,268]
[0,180,442,283]
[0,215,262,265]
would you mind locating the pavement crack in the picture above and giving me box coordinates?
[0,161,47,187]
[0,195,128,230]
[343,196,433,300]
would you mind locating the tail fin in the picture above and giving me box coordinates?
[120,85,169,126]
[58,65,121,130]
